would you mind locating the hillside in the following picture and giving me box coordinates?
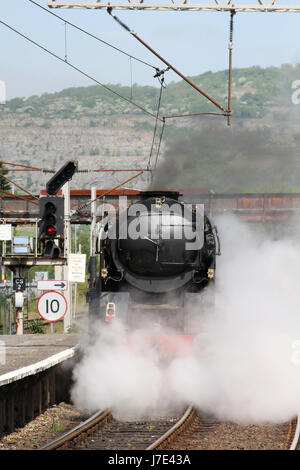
[1,63,300,193]
[5,63,300,119]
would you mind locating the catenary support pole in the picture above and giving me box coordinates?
[88,185,99,338]
[63,182,72,333]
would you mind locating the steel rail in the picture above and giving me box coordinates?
[147,410,300,451]
[39,406,193,450]
[146,405,194,450]
[289,415,300,450]
[38,405,298,450]
[38,408,112,450]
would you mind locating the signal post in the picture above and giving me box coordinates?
[1,161,77,335]
[63,181,72,333]
[88,185,99,333]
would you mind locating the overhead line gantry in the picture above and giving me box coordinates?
[48,0,300,13]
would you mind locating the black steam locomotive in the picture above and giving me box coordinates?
[94,190,219,337]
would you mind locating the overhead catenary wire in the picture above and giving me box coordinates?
[28,0,157,71]
[90,168,150,172]
[107,8,228,115]
[0,173,39,200]
[0,169,37,172]
[0,188,39,206]
[105,7,232,174]
[164,112,227,119]
[0,161,151,173]
[130,57,133,101]
[0,168,42,172]
[153,117,166,171]
[0,160,42,171]
[0,167,145,209]
[1,5,235,200]
[0,19,163,122]
[1,8,231,188]
[28,0,171,175]
[76,170,144,213]
[0,161,146,207]
[147,72,166,172]
[64,21,68,62]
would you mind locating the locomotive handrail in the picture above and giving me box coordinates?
[213,225,221,256]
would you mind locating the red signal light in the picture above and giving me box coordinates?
[46,225,57,236]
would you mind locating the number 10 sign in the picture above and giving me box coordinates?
[37,291,67,322]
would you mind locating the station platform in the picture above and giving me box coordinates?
[0,334,79,377]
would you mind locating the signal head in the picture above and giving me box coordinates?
[45,202,56,214]
[39,196,64,240]
[46,225,57,237]
[46,161,77,195]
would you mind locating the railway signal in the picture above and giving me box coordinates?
[39,196,64,238]
[39,196,64,258]
[46,160,77,196]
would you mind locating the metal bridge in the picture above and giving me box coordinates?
[1,190,300,223]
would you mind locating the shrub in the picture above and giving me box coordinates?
[29,318,45,334]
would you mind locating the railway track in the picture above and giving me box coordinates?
[164,413,299,451]
[39,406,300,450]
[289,415,300,450]
[38,407,188,450]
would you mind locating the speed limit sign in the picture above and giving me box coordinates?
[37,291,67,322]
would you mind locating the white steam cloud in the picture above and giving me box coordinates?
[72,215,300,424]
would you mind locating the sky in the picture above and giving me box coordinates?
[1,0,300,99]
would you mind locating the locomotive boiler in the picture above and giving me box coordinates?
[94,190,219,342]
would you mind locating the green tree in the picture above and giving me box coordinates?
[0,161,11,192]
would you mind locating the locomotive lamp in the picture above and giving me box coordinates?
[155,198,162,209]
[101,268,108,278]
[105,302,116,323]
[207,268,215,279]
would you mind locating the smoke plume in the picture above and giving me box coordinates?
[151,122,300,193]
[72,215,300,424]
